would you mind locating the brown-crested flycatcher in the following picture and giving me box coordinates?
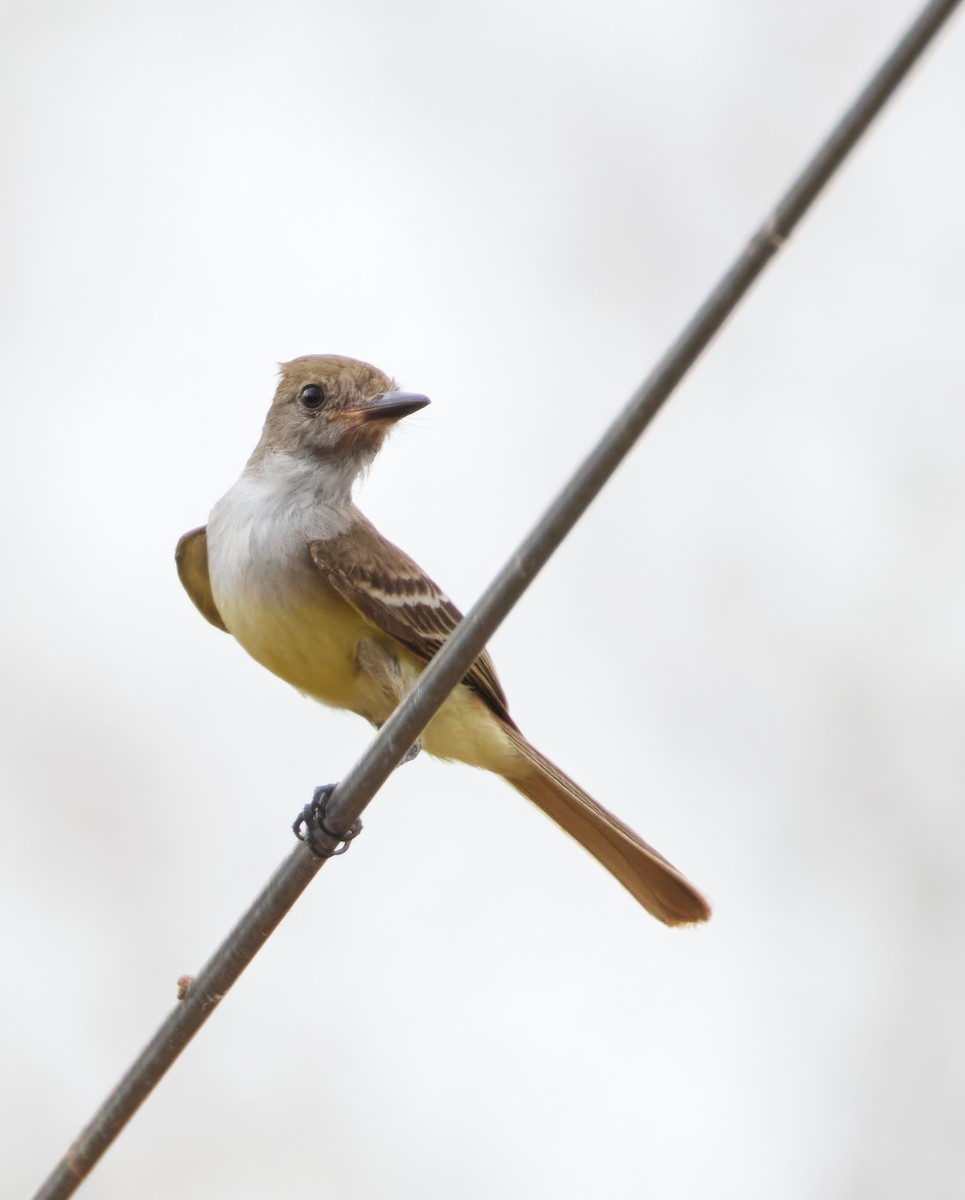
[177,355,710,926]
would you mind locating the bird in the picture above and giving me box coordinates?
[176,354,711,926]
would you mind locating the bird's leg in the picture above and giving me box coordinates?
[293,641,420,853]
[358,637,423,765]
[293,784,363,858]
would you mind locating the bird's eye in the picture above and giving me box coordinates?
[299,384,325,411]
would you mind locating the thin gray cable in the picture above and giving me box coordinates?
[32,2,962,1196]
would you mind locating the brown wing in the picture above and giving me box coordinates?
[175,526,229,632]
[309,516,515,727]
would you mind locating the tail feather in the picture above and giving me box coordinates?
[503,728,711,926]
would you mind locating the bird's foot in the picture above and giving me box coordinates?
[399,739,422,765]
[293,784,363,857]
[371,719,423,766]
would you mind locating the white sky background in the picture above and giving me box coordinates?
[3,1,964,1196]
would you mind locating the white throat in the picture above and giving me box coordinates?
[206,451,361,603]
[260,447,367,504]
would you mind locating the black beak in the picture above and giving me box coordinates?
[361,390,431,422]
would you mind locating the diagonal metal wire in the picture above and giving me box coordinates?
[32,1,962,1196]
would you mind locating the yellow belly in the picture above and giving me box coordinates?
[218,584,516,774]
[216,579,389,719]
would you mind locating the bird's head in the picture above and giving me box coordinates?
[250,355,430,473]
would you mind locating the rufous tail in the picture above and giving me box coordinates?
[502,727,711,926]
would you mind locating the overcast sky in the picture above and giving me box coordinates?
[4,2,964,1197]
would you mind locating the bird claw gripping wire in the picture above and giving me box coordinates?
[293,784,363,857]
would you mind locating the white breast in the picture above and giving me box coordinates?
[206,454,353,609]
[203,453,386,717]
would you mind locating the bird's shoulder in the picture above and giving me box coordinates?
[310,514,514,725]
